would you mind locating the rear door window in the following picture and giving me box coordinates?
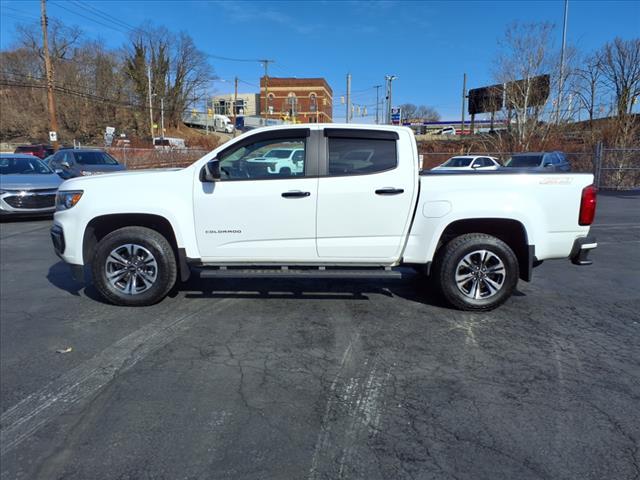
[327,137,397,176]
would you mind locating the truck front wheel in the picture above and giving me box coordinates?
[434,233,519,311]
[92,226,177,306]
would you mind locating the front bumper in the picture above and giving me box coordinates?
[570,235,597,266]
[50,224,65,255]
[50,223,84,281]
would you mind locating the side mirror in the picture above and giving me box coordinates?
[471,163,480,169]
[200,159,221,182]
[543,162,553,168]
[54,168,63,174]
[60,161,71,169]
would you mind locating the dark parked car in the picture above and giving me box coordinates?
[503,151,571,172]
[14,144,55,160]
[47,148,126,179]
[0,154,63,216]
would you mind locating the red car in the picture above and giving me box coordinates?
[14,144,55,160]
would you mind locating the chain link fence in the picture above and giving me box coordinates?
[594,145,640,190]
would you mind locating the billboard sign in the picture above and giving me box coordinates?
[391,107,401,125]
[468,75,550,114]
[505,74,550,109]
[468,84,504,115]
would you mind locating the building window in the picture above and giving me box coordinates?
[309,93,317,112]
[287,92,298,117]
[267,93,275,115]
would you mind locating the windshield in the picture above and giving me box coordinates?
[74,151,119,165]
[0,156,52,175]
[15,146,40,154]
[265,149,293,159]
[442,157,473,167]
[505,155,543,167]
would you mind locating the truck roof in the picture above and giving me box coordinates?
[244,123,413,136]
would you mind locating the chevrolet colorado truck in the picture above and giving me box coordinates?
[50,124,597,311]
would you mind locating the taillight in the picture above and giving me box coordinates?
[579,185,597,226]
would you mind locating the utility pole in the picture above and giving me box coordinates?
[40,0,59,150]
[260,59,274,121]
[385,75,397,124]
[205,98,209,135]
[374,84,382,124]
[556,0,569,124]
[160,97,165,139]
[147,64,154,139]
[461,72,467,134]
[233,76,238,137]
[346,73,352,123]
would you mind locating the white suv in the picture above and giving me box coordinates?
[247,148,305,175]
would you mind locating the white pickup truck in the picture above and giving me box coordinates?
[51,124,597,311]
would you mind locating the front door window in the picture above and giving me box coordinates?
[218,138,306,180]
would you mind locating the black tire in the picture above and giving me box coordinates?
[92,226,177,306]
[433,233,519,311]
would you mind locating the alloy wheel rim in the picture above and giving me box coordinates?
[105,243,158,295]
[455,249,506,300]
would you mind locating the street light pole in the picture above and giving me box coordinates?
[160,97,165,139]
[346,73,351,123]
[374,84,382,124]
[147,64,154,139]
[556,0,569,124]
[385,75,397,124]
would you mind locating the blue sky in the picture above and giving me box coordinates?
[1,0,638,121]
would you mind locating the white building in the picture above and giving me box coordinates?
[212,93,260,117]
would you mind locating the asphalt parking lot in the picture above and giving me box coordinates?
[1,193,639,480]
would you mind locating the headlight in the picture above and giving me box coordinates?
[56,190,84,211]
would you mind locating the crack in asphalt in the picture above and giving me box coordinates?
[0,299,236,461]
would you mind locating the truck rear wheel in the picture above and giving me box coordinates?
[434,233,519,311]
[92,226,177,306]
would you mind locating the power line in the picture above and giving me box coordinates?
[0,5,38,16]
[1,12,40,22]
[207,53,264,63]
[49,0,130,35]
[70,0,140,32]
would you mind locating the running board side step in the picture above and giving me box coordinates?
[195,267,409,279]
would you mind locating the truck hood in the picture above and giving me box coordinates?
[59,167,185,190]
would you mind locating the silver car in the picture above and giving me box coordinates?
[0,154,63,216]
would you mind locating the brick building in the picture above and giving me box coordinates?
[260,77,333,123]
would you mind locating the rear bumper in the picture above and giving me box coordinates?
[570,235,597,266]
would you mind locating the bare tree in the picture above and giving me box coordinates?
[573,53,602,125]
[493,22,560,150]
[597,37,640,117]
[124,27,213,132]
[399,103,440,122]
